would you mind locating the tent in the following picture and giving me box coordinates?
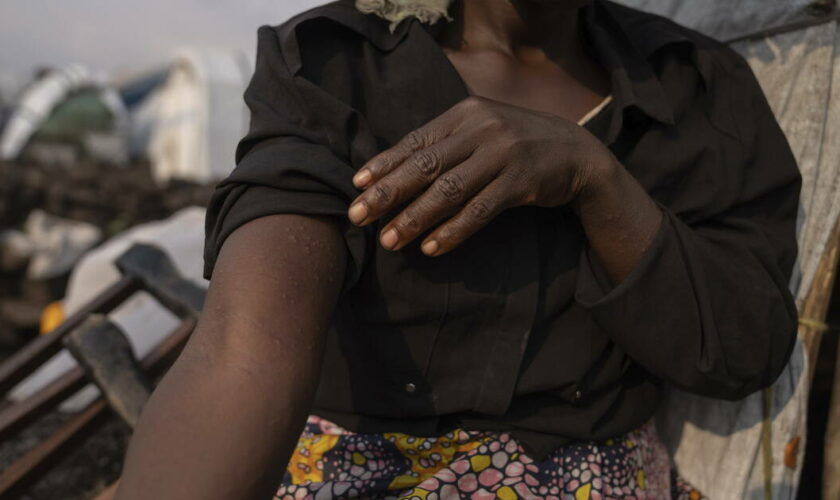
[617,1,840,499]
[0,64,129,165]
[130,49,252,185]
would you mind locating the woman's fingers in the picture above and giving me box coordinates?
[348,96,531,252]
[420,176,519,256]
[353,102,468,189]
[348,133,476,226]
[376,152,500,250]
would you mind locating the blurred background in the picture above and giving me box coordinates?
[0,0,324,354]
[1,1,840,500]
[0,2,325,498]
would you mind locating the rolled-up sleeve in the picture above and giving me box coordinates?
[575,52,801,401]
[203,25,370,291]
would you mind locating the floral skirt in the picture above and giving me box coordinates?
[275,415,703,500]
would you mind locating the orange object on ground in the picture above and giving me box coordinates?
[39,301,64,335]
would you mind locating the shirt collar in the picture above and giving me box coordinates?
[582,1,691,142]
[279,1,413,75]
[284,0,691,142]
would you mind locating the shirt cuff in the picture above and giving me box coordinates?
[574,203,671,311]
[571,202,796,399]
[203,184,369,295]
[572,204,705,389]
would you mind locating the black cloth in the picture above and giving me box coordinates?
[203,0,801,459]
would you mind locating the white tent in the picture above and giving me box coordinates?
[132,49,252,185]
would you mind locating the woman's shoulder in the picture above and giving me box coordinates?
[600,1,764,139]
[253,2,446,144]
[600,1,751,77]
[263,1,411,78]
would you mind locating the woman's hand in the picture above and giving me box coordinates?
[347,95,618,256]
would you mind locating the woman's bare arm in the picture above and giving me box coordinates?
[115,214,346,500]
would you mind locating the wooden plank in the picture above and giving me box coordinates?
[0,365,85,443]
[798,217,840,383]
[0,276,137,396]
[0,399,109,499]
[0,319,194,497]
[0,305,193,444]
[824,333,840,500]
[815,221,840,500]
[64,317,154,428]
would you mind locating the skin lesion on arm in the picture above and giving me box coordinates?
[115,214,347,500]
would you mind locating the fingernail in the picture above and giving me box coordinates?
[353,170,372,187]
[381,228,399,250]
[348,202,368,224]
[422,240,439,256]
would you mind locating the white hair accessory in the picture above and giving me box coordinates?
[355,0,453,32]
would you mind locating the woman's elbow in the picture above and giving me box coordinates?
[691,314,798,401]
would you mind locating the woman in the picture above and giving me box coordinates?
[116,0,801,499]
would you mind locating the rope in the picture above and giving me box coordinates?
[798,317,831,332]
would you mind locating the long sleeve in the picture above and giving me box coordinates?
[203,26,372,291]
[575,48,802,401]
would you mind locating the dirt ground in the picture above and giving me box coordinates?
[0,409,130,499]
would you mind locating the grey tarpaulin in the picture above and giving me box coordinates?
[618,2,840,499]
[619,0,827,43]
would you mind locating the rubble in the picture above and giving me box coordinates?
[0,159,214,358]
[19,210,102,280]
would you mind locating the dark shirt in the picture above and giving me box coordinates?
[203,0,801,459]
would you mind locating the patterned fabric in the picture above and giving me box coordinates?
[275,416,704,500]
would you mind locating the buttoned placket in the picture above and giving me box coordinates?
[471,213,541,415]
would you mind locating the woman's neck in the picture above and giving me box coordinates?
[439,0,587,64]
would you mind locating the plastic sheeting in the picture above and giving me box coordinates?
[620,0,822,42]
[618,2,840,498]
[0,64,128,162]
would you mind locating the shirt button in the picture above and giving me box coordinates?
[405,382,417,393]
